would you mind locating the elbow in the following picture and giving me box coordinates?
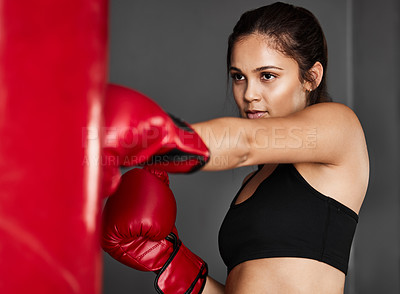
[235,153,250,168]
[234,136,252,168]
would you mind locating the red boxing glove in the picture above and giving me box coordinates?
[103,84,210,173]
[101,167,208,294]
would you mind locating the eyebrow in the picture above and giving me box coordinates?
[230,65,284,72]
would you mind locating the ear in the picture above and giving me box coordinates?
[305,61,323,91]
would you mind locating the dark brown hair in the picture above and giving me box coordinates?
[227,2,331,105]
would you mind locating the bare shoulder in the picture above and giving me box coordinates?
[298,102,363,129]
[322,102,366,147]
[295,103,369,212]
[300,102,367,157]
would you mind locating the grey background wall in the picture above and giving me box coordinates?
[352,0,399,293]
[103,0,400,293]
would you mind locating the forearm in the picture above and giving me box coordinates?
[192,118,252,171]
[203,276,225,294]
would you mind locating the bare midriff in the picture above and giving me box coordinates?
[224,257,345,294]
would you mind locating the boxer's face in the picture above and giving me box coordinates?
[230,33,308,119]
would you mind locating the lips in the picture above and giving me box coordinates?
[246,110,268,119]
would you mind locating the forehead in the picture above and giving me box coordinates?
[231,34,298,71]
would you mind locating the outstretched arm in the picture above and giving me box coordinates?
[192,102,366,171]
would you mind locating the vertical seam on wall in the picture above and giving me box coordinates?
[346,0,354,109]
[346,1,356,294]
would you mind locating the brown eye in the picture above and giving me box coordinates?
[261,73,276,80]
[231,73,245,81]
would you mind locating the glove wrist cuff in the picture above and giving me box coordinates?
[154,233,208,294]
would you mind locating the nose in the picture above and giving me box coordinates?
[243,81,262,103]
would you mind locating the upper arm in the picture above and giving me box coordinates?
[194,102,366,170]
[242,102,365,166]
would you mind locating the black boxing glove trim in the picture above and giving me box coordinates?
[146,150,209,173]
[154,233,208,294]
[167,113,194,133]
[190,263,208,294]
[154,233,180,294]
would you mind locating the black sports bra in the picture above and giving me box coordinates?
[218,164,358,275]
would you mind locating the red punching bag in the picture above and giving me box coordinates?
[0,0,108,293]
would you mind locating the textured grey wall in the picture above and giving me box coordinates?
[352,0,400,293]
[103,0,399,293]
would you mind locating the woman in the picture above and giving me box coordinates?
[192,2,369,293]
[102,2,369,293]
